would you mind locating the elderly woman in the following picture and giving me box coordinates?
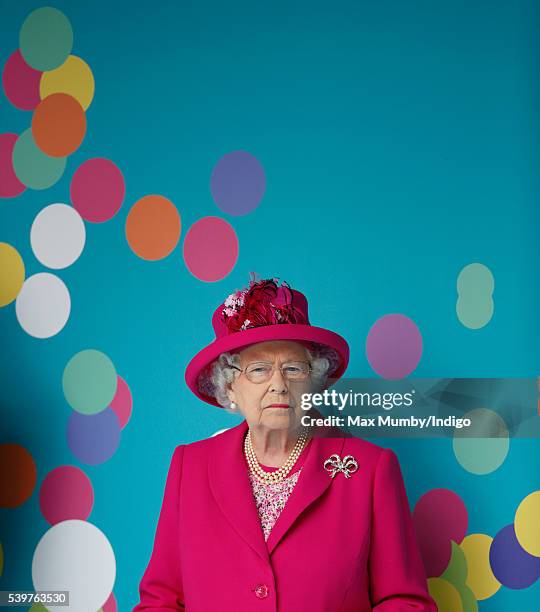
[133,276,437,611]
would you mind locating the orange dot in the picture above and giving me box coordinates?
[0,444,37,508]
[32,93,86,157]
[125,195,181,260]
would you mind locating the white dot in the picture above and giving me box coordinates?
[211,428,231,437]
[32,519,116,612]
[15,272,71,338]
[30,203,86,269]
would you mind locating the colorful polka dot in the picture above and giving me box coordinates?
[19,7,73,71]
[62,349,118,415]
[490,523,540,589]
[12,128,66,190]
[30,203,86,269]
[366,313,423,379]
[440,540,468,585]
[39,466,94,525]
[514,491,540,556]
[210,150,266,215]
[0,444,37,508]
[15,272,71,338]
[183,216,239,282]
[39,55,95,110]
[0,242,25,307]
[212,428,232,437]
[427,577,463,612]
[102,591,118,612]
[32,93,86,157]
[70,158,125,223]
[461,533,501,600]
[66,409,121,465]
[2,49,41,110]
[0,133,26,197]
[125,195,181,260]
[456,263,494,329]
[31,520,115,611]
[457,584,478,612]
[109,376,133,429]
[439,541,479,611]
[412,488,468,578]
[453,408,509,475]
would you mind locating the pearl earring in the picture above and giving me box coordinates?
[230,401,237,410]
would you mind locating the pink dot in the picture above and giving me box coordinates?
[70,158,125,222]
[2,50,41,111]
[102,591,117,612]
[109,375,132,429]
[412,488,468,578]
[0,133,26,198]
[39,465,94,525]
[183,216,239,282]
[366,313,422,379]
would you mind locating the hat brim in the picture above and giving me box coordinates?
[185,324,350,408]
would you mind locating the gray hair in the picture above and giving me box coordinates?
[196,342,342,415]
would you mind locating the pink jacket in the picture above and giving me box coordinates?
[133,420,437,611]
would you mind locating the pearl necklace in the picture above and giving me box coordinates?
[244,428,309,484]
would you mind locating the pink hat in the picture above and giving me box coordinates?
[185,275,350,407]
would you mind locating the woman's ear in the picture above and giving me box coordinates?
[226,384,236,404]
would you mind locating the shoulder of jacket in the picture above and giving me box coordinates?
[342,436,394,470]
[175,424,237,456]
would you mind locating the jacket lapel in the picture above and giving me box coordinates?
[208,419,346,561]
[265,429,345,555]
[208,420,270,564]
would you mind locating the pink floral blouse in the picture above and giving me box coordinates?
[246,438,312,542]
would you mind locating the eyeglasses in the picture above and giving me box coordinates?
[228,361,312,383]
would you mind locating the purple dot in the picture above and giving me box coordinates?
[210,150,266,216]
[366,313,423,379]
[66,408,121,465]
[490,524,540,589]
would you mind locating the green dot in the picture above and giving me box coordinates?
[453,409,509,474]
[12,129,66,190]
[456,296,494,329]
[19,7,73,71]
[458,584,478,612]
[440,541,467,585]
[457,263,494,294]
[62,349,118,415]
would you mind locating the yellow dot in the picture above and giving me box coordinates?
[40,55,95,110]
[0,243,25,307]
[515,491,540,556]
[428,577,463,612]
[461,534,501,600]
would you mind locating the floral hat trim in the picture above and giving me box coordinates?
[220,273,307,333]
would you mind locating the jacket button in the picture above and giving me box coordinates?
[253,583,269,598]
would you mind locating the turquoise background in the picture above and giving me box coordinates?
[1,0,539,609]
